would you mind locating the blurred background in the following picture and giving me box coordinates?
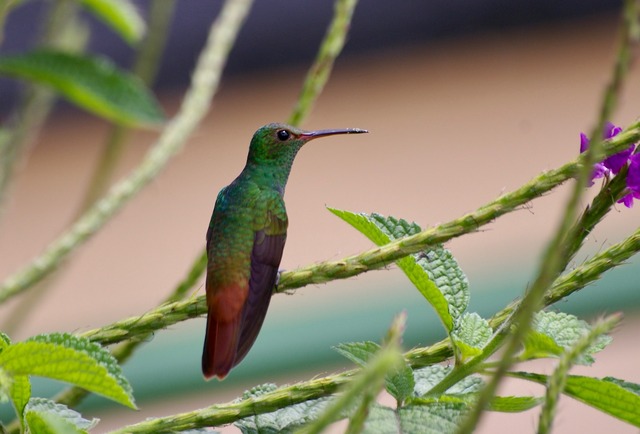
[1,1,639,432]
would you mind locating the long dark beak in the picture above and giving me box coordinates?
[301,128,368,139]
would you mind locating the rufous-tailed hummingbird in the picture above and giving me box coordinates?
[202,123,368,379]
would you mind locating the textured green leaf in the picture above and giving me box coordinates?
[398,402,467,434]
[361,404,398,434]
[24,397,98,434]
[0,332,10,350]
[334,341,415,404]
[334,341,380,367]
[0,49,164,127]
[522,330,565,360]
[0,333,135,408]
[487,395,542,412]
[235,383,330,434]
[386,362,416,405]
[329,209,472,331]
[532,311,612,365]
[512,372,640,427]
[451,312,491,359]
[413,245,469,321]
[81,0,145,44]
[413,365,483,397]
[605,377,640,395]
[409,394,541,413]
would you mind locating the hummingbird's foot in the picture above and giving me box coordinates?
[275,269,296,295]
[275,269,285,287]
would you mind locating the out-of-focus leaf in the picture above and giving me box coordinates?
[413,365,483,397]
[0,49,164,127]
[81,0,145,44]
[334,341,415,404]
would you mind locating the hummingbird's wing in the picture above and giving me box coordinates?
[202,190,287,379]
[234,214,287,364]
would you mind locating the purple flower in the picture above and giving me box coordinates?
[617,153,640,208]
[580,122,634,185]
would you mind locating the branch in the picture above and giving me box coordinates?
[81,174,640,352]
[288,0,359,127]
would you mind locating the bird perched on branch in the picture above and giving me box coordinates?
[202,122,368,379]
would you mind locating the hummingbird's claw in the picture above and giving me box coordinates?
[275,269,285,288]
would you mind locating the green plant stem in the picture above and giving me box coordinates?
[287,0,359,127]
[53,250,207,410]
[0,0,81,220]
[0,0,253,305]
[107,373,351,434]
[0,0,19,47]
[78,0,176,212]
[276,127,638,291]
[537,313,621,434]
[108,314,404,434]
[78,210,640,363]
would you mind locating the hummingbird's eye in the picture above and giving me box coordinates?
[276,129,290,141]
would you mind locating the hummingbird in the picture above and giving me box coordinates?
[202,122,368,379]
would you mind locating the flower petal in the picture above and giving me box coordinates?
[580,133,590,153]
[603,144,634,174]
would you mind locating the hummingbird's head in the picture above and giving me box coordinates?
[247,123,368,167]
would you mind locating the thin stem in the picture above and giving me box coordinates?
[78,0,176,212]
[0,0,19,47]
[0,0,81,220]
[288,0,359,127]
[107,373,351,434]
[54,250,207,408]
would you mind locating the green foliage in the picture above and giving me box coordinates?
[0,333,135,409]
[450,312,492,360]
[0,332,135,432]
[235,384,330,434]
[527,311,612,365]
[23,398,98,434]
[334,341,415,404]
[512,372,640,427]
[329,209,470,332]
[0,49,164,127]
[413,365,483,396]
[80,0,146,44]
